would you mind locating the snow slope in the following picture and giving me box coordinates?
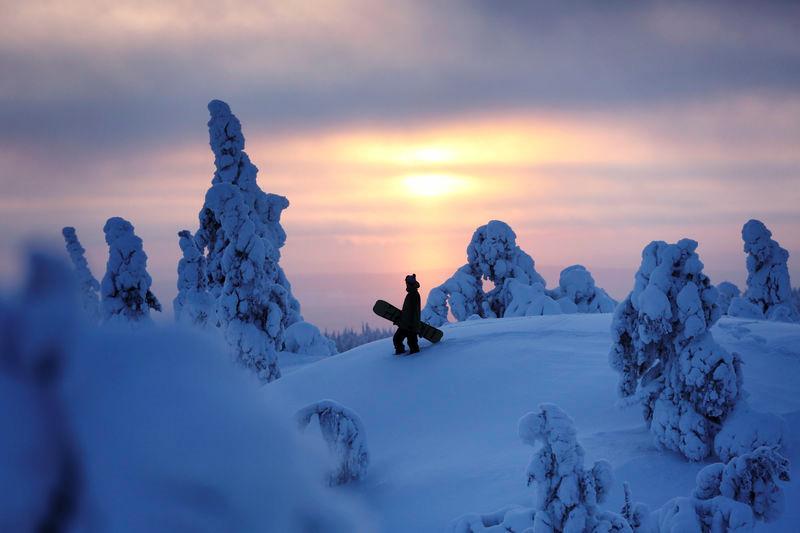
[264,314,800,532]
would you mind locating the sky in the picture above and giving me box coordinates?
[1,0,799,329]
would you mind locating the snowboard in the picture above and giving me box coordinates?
[372,299,444,344]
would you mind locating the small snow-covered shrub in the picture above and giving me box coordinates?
[728,219,799,322]
[609,239,743,461]
[716,281,740,316]
[173,230,214,328]
[101,217,161,324]
[296,400,369,486]
[713,405,786,463]
[551,265,617,314]
[62,226,100,321]
[502,279,561,317]
[284,321,337,356]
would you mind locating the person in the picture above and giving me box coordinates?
[393,274,421,355]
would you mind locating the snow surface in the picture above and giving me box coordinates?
[264,313,800,532]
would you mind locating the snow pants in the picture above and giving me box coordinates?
[393,328,419,353]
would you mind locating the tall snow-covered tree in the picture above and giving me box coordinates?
[728,219,799,322]
[173,230,213,328]
[550,264,617,314]
[193,100,310,381]
[101,217,161,324]
[609,239,742,461]
[62,226,100,321]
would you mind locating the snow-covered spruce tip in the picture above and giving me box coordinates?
[192,100,304,381]
[62,226,100,321]
[173,230,213,328]
[609,238,742,461]
[295,400,369,486]
[101,217,161,324]
[449,404,628,533]
[728,219,799,322]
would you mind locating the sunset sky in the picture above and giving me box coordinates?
[1,1,799,329]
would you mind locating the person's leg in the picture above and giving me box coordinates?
[408,332,420,353]
[392,328,406,354]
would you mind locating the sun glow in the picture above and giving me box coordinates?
[402,173,470,197]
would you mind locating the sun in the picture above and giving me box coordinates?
[402,173,470,197]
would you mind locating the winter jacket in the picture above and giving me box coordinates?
[398,288,421,330]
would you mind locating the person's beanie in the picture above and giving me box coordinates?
[405,273,420,289]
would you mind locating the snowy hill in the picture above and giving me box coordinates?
[265,314,800,532]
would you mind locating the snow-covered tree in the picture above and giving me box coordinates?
[284,321,338,356]
[502,279,561,317]
[626,446,790,531]
[609,239,743,461]
[422,265,484,326]
[728,219,799,322]
[192,100,315,380]
[61,226,100,322]
[449,404,630,533]
[423,221,548,323]
[551,265,617,314]
[100,217,161,324]
[468,220,547,318]
[173,230,213,328]
[295,400,369,486]
[716,281,740,316]
[519,404,625,532]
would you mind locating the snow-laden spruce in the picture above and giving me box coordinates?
[609,239,743,461]
[624,446,790,531]
[728,219,799,322]
[193,100,306,381]
[449,404,630,533]
[551,265,617,314]
[716,281,741,315]
[62,226,100,321]
[422,264,485,326]
[100,217,161,324]
[295,400,369,486]
[424,222,616,324]
[284,321,337,356]
[173,230,213,328]
[422,221,556,324]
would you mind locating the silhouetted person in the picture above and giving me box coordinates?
[393,274,421,355]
